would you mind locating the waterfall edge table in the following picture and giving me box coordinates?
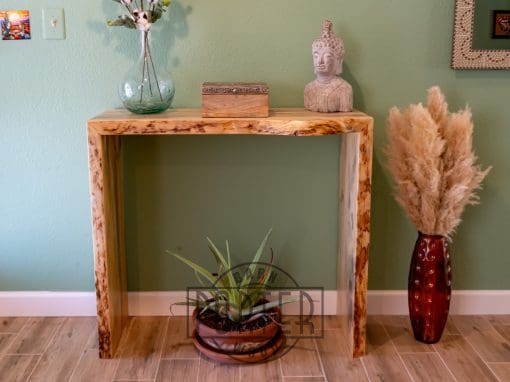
[87,108,373,358]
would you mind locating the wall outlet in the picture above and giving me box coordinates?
[42,8,66,40]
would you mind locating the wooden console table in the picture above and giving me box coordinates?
[87,108,373,358]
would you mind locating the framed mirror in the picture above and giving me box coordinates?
[452,0,510,69]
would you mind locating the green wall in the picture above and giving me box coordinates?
[1,0,508,292]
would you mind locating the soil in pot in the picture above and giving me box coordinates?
[197,307,279,332]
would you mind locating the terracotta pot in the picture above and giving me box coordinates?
[192,329,284,364]
[193,304,281,354]
[408,232,452,343]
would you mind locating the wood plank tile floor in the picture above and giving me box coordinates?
[1,315,510,381]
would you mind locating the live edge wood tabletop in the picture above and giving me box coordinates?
[86,108,374,359]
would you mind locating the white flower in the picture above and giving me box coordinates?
[132,10,151,31]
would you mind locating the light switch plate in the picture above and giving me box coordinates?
[42,8,66,40]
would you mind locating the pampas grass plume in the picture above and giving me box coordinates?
[386,86,491,239]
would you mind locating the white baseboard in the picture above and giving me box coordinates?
[368,290,510,315]
[1,290,509,316]
[128,290,337,316]
[0,292,97,317]
[0,290,337,317]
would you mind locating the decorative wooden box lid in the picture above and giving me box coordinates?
[202,82,269,95]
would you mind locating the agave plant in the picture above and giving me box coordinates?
[168,229,295,323]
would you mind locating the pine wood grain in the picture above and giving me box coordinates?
[88,131,128,359]
[323,315,343,330]
[352,123,372,358]
[315,330,368,381]
[338,125,373,358]
[488,315,510,325]
[202,94,269,118]
[452,315,510,362]
[487,362,510,380]
[26,317,95,382]
[156,359,200,382]
[0,355,39,381]
[487,315,510,344]
[361,317,412,381]
[490,325,510,347]
[28,317,95,382]
[88,108,372,136]
[4,314,510,381]
[434,335,499,381]
[69,325,119,382]
[401,353,455,381]
[239,359,281,381]
[87,108,374,359]
[280,339,323,377]
[30,317,96,382]
[280,315,323,338]
[6,317,64,355]
[0,334,15,354]
[113,317,167,380]
[0,317,27,333]
[162,317,198,359]
[197,355,240,382]
[338,132,359,358]
[378,316,433,353]
[444,318,460,335]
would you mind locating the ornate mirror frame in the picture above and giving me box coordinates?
[452,0,510,69]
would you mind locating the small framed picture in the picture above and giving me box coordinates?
[1,10,31,40]
[493,10,510,39]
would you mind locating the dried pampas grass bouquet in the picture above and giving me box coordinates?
[386,86,491,345]
[386,86,491,239]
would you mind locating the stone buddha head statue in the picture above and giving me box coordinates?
[312,20,345,81]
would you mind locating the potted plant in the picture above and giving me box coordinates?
[168,229,295,363]
[386,87,491,343]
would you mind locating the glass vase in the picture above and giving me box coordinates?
[119,29,175,114]
[408,232,452,343]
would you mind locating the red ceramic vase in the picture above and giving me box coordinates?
[408,232,452,343]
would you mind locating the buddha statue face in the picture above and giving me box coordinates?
[312,20,345,80]
[313,46,341,78]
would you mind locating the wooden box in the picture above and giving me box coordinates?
[202,82,269,118]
